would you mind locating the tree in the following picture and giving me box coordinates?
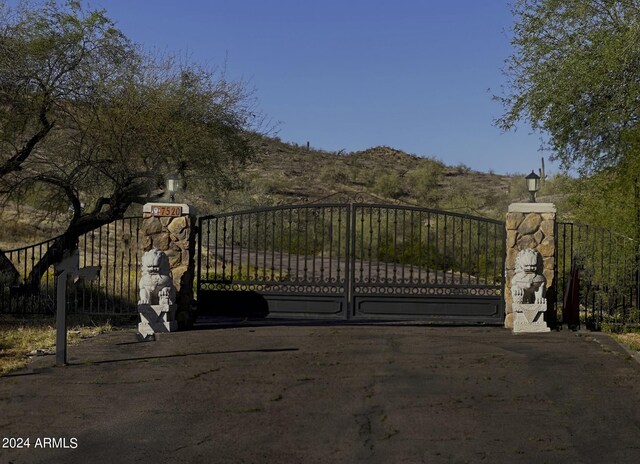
[0,1,262,290]
[564,167,636,234]
[497,0,640,176]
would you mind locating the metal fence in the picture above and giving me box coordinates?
[5,212,639,329]
[0,217,142,315]
[555,222,640,330]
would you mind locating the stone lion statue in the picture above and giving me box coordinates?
[138,248,176,305]
[511,248,546,304]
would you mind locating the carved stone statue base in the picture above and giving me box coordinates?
[137,303,178,338]
[512,303,550,333]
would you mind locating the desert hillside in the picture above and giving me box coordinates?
[192,137,534,218]
[2,136,556,250]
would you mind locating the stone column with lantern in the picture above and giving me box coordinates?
[140,175,197,329]
[504,171,556,330]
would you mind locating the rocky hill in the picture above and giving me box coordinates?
[193,137,528,220]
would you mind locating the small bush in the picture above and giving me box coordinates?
[455,163,471,175]
[319,166,350,186]
[373,173,406,199]
[407,164,443,204]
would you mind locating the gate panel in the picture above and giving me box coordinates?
[350,205,505,322]
[197,203,505,323]
[197,204,350,318]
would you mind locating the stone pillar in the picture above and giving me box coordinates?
[505,203,556,329]
[141,203,196,328]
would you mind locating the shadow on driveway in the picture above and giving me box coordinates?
[1,324,640,464]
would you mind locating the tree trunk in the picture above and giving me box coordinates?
[0,250,20,287]
[22,234,75,294]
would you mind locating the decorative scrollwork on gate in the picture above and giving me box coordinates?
[200,281,345,295]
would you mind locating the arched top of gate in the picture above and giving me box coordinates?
[199,201,505,226]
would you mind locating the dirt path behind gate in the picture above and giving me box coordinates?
[1,324,640,463]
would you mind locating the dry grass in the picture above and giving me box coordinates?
[0,203,67,250]
[613,332,640,353]
[0,316,127,375]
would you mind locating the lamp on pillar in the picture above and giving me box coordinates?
[526,171,541,203]
[166,173,181,203]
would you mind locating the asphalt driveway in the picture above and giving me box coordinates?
[1,322,640,463]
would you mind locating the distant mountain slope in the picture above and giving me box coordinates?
[198,136,522,220]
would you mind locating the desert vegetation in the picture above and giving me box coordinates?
[205,139,571,221]
[0,315,120,375]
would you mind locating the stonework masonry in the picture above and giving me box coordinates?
[504,203,556,329]
[141,203,196,328]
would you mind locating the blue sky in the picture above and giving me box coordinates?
[31,0,556,175]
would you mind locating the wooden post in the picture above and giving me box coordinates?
[54,249,100,366]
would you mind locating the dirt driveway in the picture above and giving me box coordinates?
[1,322,640,463]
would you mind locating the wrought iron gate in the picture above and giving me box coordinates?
[197,204,505,323]
[555,222,640,330]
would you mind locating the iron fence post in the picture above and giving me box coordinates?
[197,216,203,307]
[345,203,354,319]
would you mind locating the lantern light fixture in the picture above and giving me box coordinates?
[525,170,541,203]
[166,173,181,203]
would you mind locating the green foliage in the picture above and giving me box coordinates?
[406,163,443,204]
[564,164,640,238]
[356,231,452,272]
[439,177,484,214]
[356,167,380,188]
[373,172,406,199]
[499,1,640,236]
[1,0,260,230]
[498,0,640,176]
[319,165,351,187]
[507,175,529,202]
